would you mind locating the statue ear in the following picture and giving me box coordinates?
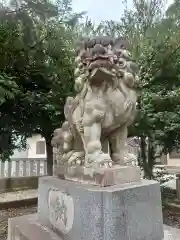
[113,37,130,50]
[129,61,139,74]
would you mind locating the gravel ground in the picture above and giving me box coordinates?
[163,208,180,229]
[0,189,38,239]
[0,190,37,202]
[0,205,37,239]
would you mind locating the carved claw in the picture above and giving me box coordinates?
[96,153,111,164]
[93,111,104,122]
[86,152,112,168]
[77,120,84,133]
[79,125,84,133]
[68,152,85,166]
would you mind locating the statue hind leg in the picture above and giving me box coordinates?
[67,131,85,166]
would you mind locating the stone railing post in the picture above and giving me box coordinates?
[176,173,180,199]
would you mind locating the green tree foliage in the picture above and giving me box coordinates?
[0,0,80,174]
[94,0,180,178]
[133,0,180,178]
[1,0,180,178]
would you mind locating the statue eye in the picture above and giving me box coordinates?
[115,50,123,59]
[118,58,126,68]
[113,55,118,63]
[77,62,84,69]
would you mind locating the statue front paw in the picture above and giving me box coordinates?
[93,110,104,122]
[68,151,85,166]
[86,151,112,168]
[95,153,112,168]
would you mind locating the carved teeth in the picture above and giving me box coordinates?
[111,69,116,74]
[89,67,115,81]
[88,59,113,70]
[74,68,80,77]
[109,57,114,64]
[78,62,84,68]
[113,55,118,62]
[108,162,113,167]
[75,56,81,63]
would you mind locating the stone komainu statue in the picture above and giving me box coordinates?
[52,36,139,168]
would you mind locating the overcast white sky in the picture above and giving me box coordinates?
[71,0,174,23]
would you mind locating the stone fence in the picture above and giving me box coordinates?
[0,158,47,178]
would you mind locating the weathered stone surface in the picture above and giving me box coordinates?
[48,188,74,234]
[7,35,165,240]
[55,165,141,186]
[37,176,163,240]
[51,36,139,168]
[164,225,180,239]
[8,213,180,240]
[8,214,62,240]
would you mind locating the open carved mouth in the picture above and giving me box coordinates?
[88,67,116,86]
[85,55,114,71]
[84,55,115,84]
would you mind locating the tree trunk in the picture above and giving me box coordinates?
[139,136,146,175]
[147,137,155,180]
[140,136,155,179]
[45,136,53,176]
[140,136,150,179]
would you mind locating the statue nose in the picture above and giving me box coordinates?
[92,44,106,56]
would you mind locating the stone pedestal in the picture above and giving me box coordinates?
[54,165,141,186]
[7,214,179,240]
[8,214,61,240]
[8,169,164,240]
